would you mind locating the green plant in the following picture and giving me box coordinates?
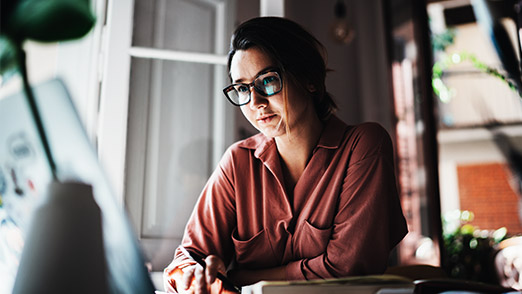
[431,26,456,53]
[430,28,521,105]
[432,51,521,104]
[442,210,508,283]
[0,0,95,181]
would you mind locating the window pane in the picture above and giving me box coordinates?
[127,0,236,271]
[133,0,227,54]
[126,58,228,242]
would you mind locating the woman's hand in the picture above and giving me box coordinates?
[164,255,234,294]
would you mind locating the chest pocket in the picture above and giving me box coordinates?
[232,228,278,268]
[293,219,332,259]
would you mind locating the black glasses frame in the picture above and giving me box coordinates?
[223,69,283,106]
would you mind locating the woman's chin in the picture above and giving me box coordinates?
[259,128,285,138]
[252,119,286,138]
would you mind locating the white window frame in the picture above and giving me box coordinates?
[97,2,238,269]
[97,0,135,204]
[97,0,238,203]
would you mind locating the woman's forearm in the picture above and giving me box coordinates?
[228,265,287,286]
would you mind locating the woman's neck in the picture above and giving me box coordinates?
[275,114,324,189]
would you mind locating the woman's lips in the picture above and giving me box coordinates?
[257,114,276,124]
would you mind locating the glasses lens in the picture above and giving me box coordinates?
[254,72,282,96]
[225,84,250,106]
[223,71,282,106]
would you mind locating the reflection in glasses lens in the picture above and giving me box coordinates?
[223,71,282,106]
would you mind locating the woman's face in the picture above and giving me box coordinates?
[229,47,315,139]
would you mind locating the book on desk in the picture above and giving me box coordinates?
[241,275,414,294]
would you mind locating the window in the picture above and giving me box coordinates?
[126,0,236,270]
[98,0,237,270]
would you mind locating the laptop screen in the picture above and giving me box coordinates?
[0,78,155,293]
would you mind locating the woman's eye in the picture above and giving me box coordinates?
[263,76,277,85]
[237,85,249,93]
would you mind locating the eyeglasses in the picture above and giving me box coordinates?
[223,70,283,106]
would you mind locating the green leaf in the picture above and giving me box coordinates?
[0,35,20,81]
[6,0,96,42]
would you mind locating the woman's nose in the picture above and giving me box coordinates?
[249,88,268,109]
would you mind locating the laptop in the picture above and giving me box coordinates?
[0,78,156,293]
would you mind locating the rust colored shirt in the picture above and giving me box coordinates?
[165,116,407,282]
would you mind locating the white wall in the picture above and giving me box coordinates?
[286,0,393,132]
[285,0,361,125]
[0,42,58,99]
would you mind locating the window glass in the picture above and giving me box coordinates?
[132,0,221,54]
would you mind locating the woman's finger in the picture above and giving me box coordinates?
[204,255,226,285]
[182,265,196,291]
[194,264,208,294]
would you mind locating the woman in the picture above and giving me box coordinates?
[164,16,407,293]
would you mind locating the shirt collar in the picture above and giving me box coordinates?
[315,115,348,149]
[237,132,275,159]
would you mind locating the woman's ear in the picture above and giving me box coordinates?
[307,83,317,93]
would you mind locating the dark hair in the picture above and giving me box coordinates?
[227,17,337,120]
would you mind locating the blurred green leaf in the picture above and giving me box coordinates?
[5,0,95,42]
[460,224,475,235]
[431,27,456,52]
[492,227,507,243]
[0,35,20,81]
[0,0,95,82]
